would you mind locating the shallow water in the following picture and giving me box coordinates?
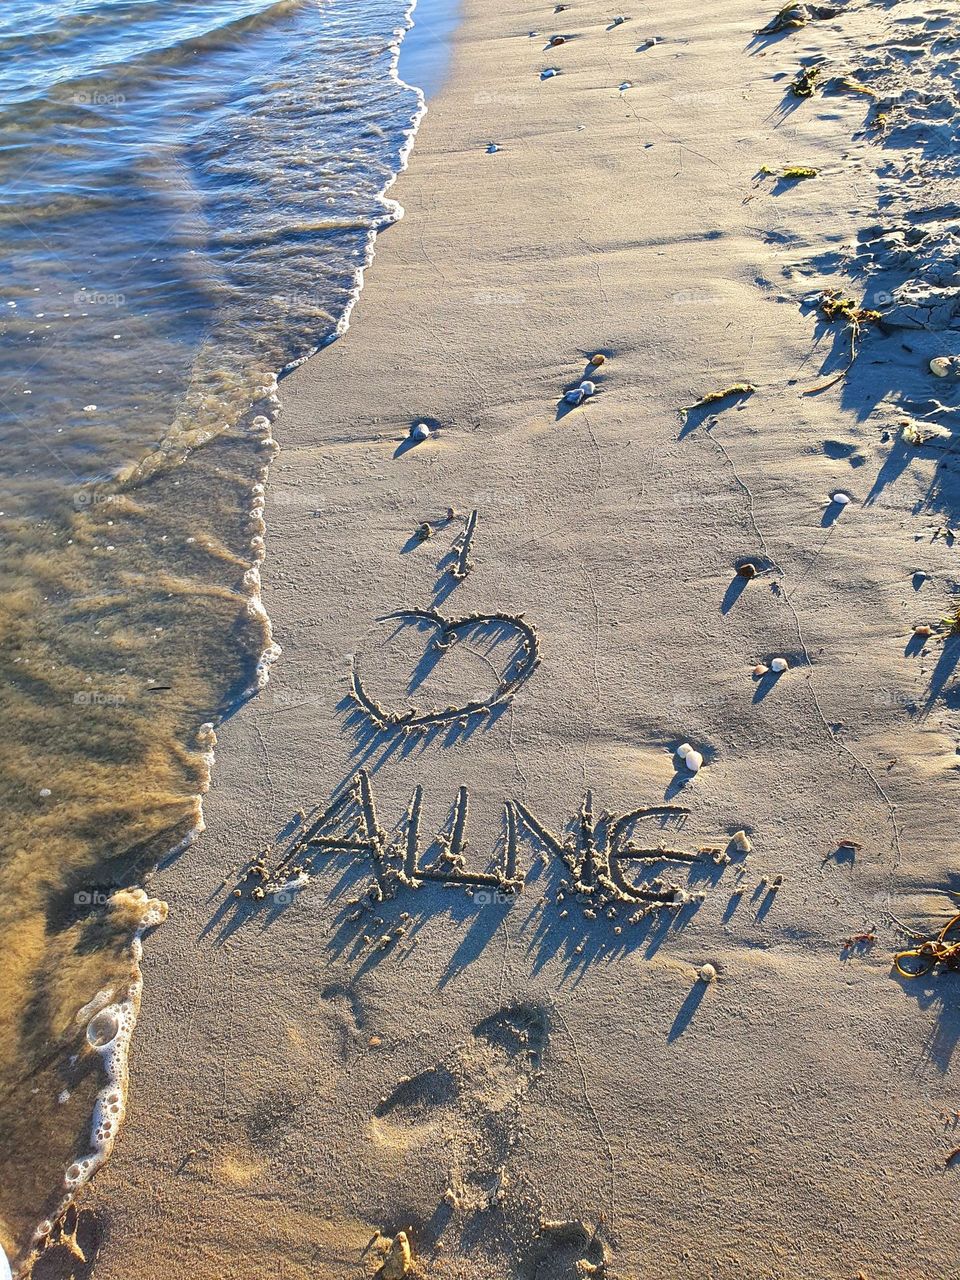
[0,0,439,1264]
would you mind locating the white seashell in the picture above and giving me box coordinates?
[830,491,851,506]
[579,379,597,397]
[684,750,703,773]
[39,788,51,798]
[564,387,585,405]
[82,404,97,413]
[929,356,953,377]
[770,657,788,673]
[410,422,431,442]
[731,829,752,853]
[699,963,717,983]
[677,742,693,757]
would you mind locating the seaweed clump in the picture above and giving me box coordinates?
[757,3,839,35]
[678,381,756,423]
[818,289,882,329]
[791,66,820,98]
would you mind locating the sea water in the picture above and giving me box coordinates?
[0,0,443,1263]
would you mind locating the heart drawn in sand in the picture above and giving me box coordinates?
[348,607,540,732]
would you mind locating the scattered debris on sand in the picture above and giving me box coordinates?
[791,66,820,98]
[756,3,839,36]
[678,381,755,423]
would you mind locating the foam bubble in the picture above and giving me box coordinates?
[56,889,167,1212]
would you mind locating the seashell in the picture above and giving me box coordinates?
[410,422,431,442]
[564,387,585,405]
[486,143,499,153]
[830,491,851,506]
[677,742,693,757]
[770,657,788,673]
[699,963,717,983]
[913,624,934,637]
[579,379,597,397]
[737,562,758,579]
[611,14,627,25]
[752,663,769,676]
[550,34,566,44]
[82,404,97,413]
[619,81,632,91]
[684,750,703,773]
[589,353,606,365]
[929,356,955,378]
[731,830,752,853]
[541,67,560,79]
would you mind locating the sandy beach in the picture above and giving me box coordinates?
[32,0,960,1275]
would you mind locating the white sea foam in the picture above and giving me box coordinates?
[30,891,167,1264]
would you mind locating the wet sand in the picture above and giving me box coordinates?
[56,0,960,1276]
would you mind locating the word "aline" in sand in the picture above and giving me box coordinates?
[234,771,737,921]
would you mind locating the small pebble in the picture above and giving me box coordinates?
[830,491,852,506]
[930,356,956,378]
[541,67,560,79]
[486,143,499,153]
[752,663,769,677]
[699,963,717,983]
[770,657,788,673]
[677,742,693,757]
[589,353,606,365]
[410,422,431,442]
[39,788,51,798]
[737,562,758,579]
[684,750,703,773]
[731,830,753,853]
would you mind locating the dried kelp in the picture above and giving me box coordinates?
[678,382,756,423]
[791,66,820,98]
[802,288,883,394]
[757,3,839,35]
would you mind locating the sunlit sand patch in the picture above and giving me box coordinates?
[214,1153,267,1189]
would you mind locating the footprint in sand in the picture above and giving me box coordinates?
[31,1206,104,1280]
[372,1062,461,1148]
[320,980,369,1061]
[370,1006,619,1274]
[371,1004,547,1200]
